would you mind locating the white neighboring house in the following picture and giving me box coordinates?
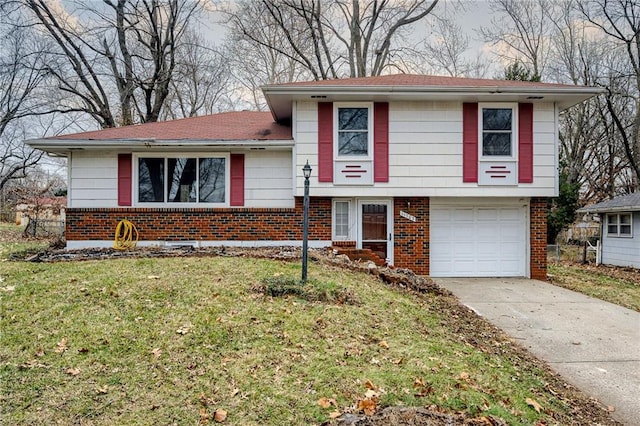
[578,193,640,269]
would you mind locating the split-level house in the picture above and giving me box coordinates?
[28,75,601,279]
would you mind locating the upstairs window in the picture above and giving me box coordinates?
[336,105,371,157]
[606,213,632,237]
[138,156,226,205]
[481,106,515,157]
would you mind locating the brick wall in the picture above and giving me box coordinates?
[530,197,548,280]
[66,197,332,242]
[394,197,429,275]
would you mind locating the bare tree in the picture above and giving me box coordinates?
[0,20,47,193]
[480,0,554,79]
[578,0,640,189]
[223,0,440,81]
[423,14,490,78]
[162,30,233,119]
[15,0,203,128]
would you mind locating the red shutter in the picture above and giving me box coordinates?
[462,103,478,183]
[518,103,534,183]
[374,102,389,182]
[230,154,245,206]
[117,154,132,206]
[317,102,333,182]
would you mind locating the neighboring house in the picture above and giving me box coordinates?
[28,74,601,279]
[16,197,66,226]
[578,193,640,269]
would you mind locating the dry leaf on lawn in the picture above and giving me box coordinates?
[526,397,543,413]
[329,410,342,419]
[379,340,389,349]
[66,367,81,376]
[357,397,378,416]
[55,338,68,354]
[213,408,227,422]
[317,397,332,408]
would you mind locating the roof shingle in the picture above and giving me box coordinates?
[51,111,291,141]
[578,193,640,213]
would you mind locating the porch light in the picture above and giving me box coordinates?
[302,160,312,283]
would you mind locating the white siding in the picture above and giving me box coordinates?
[601,211,640,268]
[69,150,294,209]
[69,151,118,208]
[294,100,557,198]
[244,150,294,208]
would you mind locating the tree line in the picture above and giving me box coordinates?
[0,0,638,238]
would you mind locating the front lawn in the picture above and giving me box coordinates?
[0,247,618,425]
[548,262,640,312]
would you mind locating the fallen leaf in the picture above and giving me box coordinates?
[317,397,332,408]
[526,397,542,413]
[607,405,615,412]
[369,357,380,365]
[152,348,162,358]
[35,348,45,357]
[458,371,470,381]
[329,410,342,419]
[97,386,109,394]
[379,340,389,349]
[364,380,377,391]
[199,407,209,424]
[66,367,81,376]
[78,347,89,353]
[391,357,404,365]
[147,275,160,280]
[213,408,227,422]
[55,338,68,354]
[357,397,378,416]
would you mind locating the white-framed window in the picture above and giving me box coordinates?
[135,154,229,206]
[333,199,352,240]
[606,213,632,237]
[479,103,517,158]
[335,103,373,158]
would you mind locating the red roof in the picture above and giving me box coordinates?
[53,111,291,141]
[268,73,581,89]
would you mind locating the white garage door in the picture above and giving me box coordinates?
[430,201,527,277]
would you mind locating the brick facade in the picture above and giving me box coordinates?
[530,197,549,280]
[66,197,332,242]
[67,196,546,280]
[394,197,429,275]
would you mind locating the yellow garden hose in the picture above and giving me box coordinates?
[113,219,139,250]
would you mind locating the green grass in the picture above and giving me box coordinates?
[0,255,614,425]
[549,263,640,312]
[0,223,49,260]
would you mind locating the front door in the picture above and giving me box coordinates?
[359,201,393,264]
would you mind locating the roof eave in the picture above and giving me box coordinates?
[578,205,640,214]
[262,85,604,121]
[27,138,295,155]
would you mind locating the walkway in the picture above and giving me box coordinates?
[435,278,640,426]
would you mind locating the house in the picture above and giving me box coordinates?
[16,197,66,227]
[27,74,602,279]
[578,193,640,269]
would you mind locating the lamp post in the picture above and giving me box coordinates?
[301,160,312,283]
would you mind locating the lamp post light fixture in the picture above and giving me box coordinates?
[301,160,312,283]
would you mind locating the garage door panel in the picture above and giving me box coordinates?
[430,202,527,277]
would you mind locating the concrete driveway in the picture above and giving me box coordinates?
[435,278,640,426]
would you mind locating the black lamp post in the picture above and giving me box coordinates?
[301,160,312,283]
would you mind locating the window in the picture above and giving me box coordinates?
[138,156,226,204]
[606,213,632,237]
[481,106,515,157]
[333,200,351,240]
[337,105,370,156]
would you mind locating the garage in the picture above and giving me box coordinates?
[430,200,528,277]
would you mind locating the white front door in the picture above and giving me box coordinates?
[358,200,393,265]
